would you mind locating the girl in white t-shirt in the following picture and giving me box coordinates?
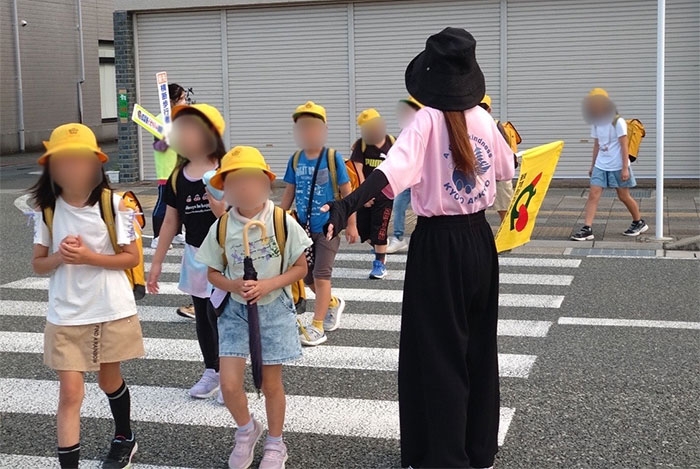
[29,123,144,469]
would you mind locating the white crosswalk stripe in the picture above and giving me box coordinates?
[0,331,537,376]
[0,377,516,446]
[0,249,578,465]
[0,300,554,336]
[1,277,566,308]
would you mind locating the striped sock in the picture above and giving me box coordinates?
[106,380,132,440]
[57,443,80,468]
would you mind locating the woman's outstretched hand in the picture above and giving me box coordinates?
[321,200,349,241]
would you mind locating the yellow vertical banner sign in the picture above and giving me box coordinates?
[495,141,565,253]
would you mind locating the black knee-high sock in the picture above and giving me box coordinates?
[106,380,132,440]
[57,443,80,468]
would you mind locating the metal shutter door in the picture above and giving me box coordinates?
[226,5,351,175]
[506,0,657,178]
[135,11,224,180]
[666,0,700,178]
[353,0,502,138]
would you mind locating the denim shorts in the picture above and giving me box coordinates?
[590,166,636,188]
[218,293,302,365]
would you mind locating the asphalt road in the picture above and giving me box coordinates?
[0,166,698,468]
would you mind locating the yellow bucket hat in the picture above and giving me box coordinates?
[480,94,492,108]
[38,123,108,166]
[588,88,609,99]
[209,146,276,189]
[357,108,382,127]
[293,101,327,123]
[172,103,226,137]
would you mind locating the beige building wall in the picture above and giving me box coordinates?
[0,0,116,155]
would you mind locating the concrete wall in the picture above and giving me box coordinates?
[0,0,117,155]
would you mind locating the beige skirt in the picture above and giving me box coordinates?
[44,315,145,372]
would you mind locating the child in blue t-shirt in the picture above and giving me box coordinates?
[281,101,358,347]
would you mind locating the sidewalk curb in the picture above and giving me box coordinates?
[664,235,700,252]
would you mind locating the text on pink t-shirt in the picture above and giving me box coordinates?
[379,106,515,217]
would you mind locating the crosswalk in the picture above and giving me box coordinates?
[0,246,579,468]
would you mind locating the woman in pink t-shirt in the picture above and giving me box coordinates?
[324,28,514,469]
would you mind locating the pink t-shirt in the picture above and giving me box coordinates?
[380,106,515,217]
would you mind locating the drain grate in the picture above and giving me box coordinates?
[569,248,657,257]
[601,189,653,198]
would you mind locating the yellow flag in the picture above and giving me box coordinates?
[495,141,564,253]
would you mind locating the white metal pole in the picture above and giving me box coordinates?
[76,0,86,123]
[655,0,667,240]
[11,0,25,152]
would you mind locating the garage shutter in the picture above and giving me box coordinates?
[665,0,700,178]
[353,0,502,139]
[506,0,657,178]
[135,11,224,180]
[226,4,351,176]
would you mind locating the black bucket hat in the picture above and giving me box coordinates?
[405,27,486,112]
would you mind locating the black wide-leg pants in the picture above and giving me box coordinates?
[399,211,500,469]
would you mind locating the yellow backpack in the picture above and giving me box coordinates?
[43,188,146,300]
[496,120,522,153]
[216,206,306,314]
[614,115,646,162]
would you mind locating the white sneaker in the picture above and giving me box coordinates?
[299,325,327,347]
[150,236,172,250]
[386,237,409,254]
[259,440,288,469]
[323,296,345,332]
[228,417,264,469]
[173,233,186,245]
[217,389,225,405]
[189,369,220,399]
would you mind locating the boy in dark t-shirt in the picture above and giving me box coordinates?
[350,108,395,280]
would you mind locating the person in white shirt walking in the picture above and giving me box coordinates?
[572,88,648,241]
[30,123,144,469]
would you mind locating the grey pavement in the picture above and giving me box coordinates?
[0,174,698,467]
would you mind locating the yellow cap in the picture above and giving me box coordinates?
[480,94,492,108]
[399,96,423,110]
[588,88,609,99]
[209,146,276,189]
[172,103,226,137]
[38,123,108,165]
[293,101,327,123]
[357,108,382,127]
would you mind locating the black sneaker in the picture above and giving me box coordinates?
[623,219,649,237]
[103,435,138,469]
[571,225,594,241]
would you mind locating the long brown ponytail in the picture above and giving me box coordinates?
[444,111,476,178]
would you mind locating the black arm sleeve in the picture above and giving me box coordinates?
[323,170,390,237]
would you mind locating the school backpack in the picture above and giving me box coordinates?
[613,115,646,162]
[292,148,344,199]
[347,135,397,190]
[42,188,147,300]
[215,206,307,314]
[496,120,522,153]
